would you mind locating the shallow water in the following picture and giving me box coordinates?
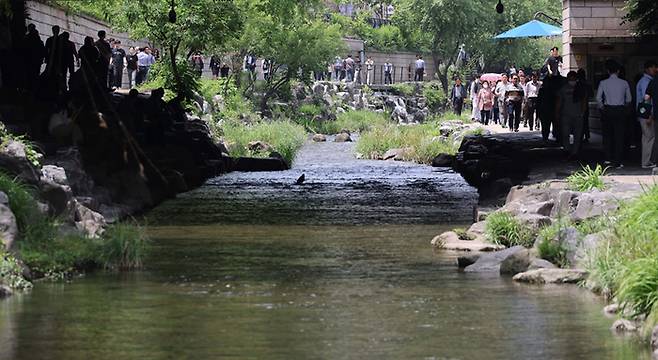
[0,142,650,359]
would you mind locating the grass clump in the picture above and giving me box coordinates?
[296,109,390,135]
[356,122,458,164]
[485,211,535,248]
[222,119,306,165]
[536,219,570,268]
[567,164,607,192]
[452,227,475,241]
[97,223,149,270]
[588,185,658,327]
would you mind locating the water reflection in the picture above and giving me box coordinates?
[0,225,649,359]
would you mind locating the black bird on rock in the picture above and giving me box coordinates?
[295,173,305,185]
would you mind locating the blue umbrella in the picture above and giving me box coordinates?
[494,20,562,39]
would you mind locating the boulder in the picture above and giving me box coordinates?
[611,319,638,333]
[512,268,588,284]
[312,134,327,142]
[39,174,74,218]
[432,231,505,252]
[550,190,579,218]
[44,148,94,196]
[464,245,525,273]
[604,303,621,316]
[457,254,481,268]
[336,92,350,102]
[0,140,41,184]
[74,202,106,238]
[334,133,352,143]
[500,248,531,275]
[516,213,552,231]
[571,192,621,221]
[247,141,273,153]
[0,192,18,250]
[383,148,412,161]
[651,325,658,353]
[0,285,12,299]
[312,83,326,97]
[527,258,556,270]
[466,221,487,239]
[431,153,454,167]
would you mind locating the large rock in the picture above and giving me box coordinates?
[74,202,106,238]
[516,213,552,231]
[312,134,327,142]
[334,133,352,142]
[466,221,487,239]
[499,248,531,275]
[432,231,505,252]
[312,83,326,97]
[652,325,658,354]
[0,140,41,184]
[611,319,638,333]
[383,148,412,161]
[431,153,454,167]
[550,190,579,218]
[571,191,621,221]
[44,147,95,195]
[527,258,557,270]
[464,245,525,273]
[39,166,75,218]
[457,254,481,268]
[512,268,588,284]
[0,285,12,299]
[0,191,18,250]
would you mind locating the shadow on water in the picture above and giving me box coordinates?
[0,142,651,359]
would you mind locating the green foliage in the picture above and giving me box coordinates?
[296,109,390,135]
[422,82,448,111]
[0,123,41,168]
[485,211,535,248]
[453,227,475,241]
[390,83,416,96]
[536,219,571,268]
[222,119,306,165]
[97,223,149,270]
[623,0,658,35]
[0,251,32,290]
[617,257,658,319]
[574,216,608,236]
[588,186,658,324]
[138,58,200,100]
[567,164,608,192]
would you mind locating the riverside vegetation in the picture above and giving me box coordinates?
[474,165,658,341]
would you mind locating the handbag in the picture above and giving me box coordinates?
[637,101,652,119]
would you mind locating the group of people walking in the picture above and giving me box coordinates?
[447,47,658,170]
[21,24,157,95]
[318,54,425,85]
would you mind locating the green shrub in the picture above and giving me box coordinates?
[138,58,199,100]
[536,220,570,268]
[356,121,459,164]
[0,251,32,290]
[97,223,149,270]
[422,82,447,111]
[485,212,535,248]
[617,257,658,319]
[390,83,415,96]
[588,186,658,326]
[222,119,306,164]
[567,164,608,191]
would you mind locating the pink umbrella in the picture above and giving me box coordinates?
[480,73,502,83]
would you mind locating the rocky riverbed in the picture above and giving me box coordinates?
[430,177,658,355]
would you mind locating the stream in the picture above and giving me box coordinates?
[0,141,650,359]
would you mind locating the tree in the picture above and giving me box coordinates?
[233,0,344,113]
[62,0,242,99]
[623,0,658,35]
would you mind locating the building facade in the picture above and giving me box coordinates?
[562,0,658,86]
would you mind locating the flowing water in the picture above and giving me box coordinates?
[0,141,650,359]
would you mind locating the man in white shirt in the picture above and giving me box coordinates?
[365,57,374,85]
[636,60,657,168]
[414,55,425,81]
[136,47,155,85]
[596,61,632,168]
[524,72,541,131]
